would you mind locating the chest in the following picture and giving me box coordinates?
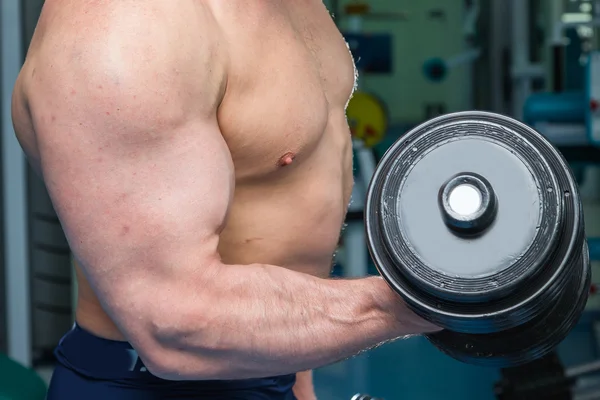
[213,0,356,180]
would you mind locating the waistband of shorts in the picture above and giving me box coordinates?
[55,323,159,380]
[54,323,296,390]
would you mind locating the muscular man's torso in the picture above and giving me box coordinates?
[13,0,356,341]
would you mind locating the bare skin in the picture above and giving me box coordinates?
[12,0,439,397]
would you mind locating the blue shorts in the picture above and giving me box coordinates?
[47,324,297,399]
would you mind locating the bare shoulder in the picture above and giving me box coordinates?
[13,1,236,291]
[23,0,228,120]
[15,0,235,245]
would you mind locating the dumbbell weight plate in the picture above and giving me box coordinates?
[427,243,589,367]
[365,111,590,367]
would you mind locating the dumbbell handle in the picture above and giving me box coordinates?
[351,394,382,400]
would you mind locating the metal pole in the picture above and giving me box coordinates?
[548,0,565,92]
[345,12,370,279]
[1,0,31,366]
[489,0,509,113]
[511,0,531,120]
[463,0,480,109]
[343,11,371,394]
[549,0,565,46]
[567,360,600,378]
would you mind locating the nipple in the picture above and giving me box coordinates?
[278,152,296,167]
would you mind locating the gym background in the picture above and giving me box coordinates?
[1,0,600,399]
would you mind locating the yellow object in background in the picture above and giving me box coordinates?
[346,91,389,148]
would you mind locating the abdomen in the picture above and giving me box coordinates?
[219,183,346,276]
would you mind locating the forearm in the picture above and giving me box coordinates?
[150,263,432,380]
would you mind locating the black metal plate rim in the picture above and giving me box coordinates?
[365,111,584,325]
[368,224,583,325]
[386,133,558,297]
[425,242,590,367]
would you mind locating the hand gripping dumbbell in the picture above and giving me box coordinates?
[365,111,590,368]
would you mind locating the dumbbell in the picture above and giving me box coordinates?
[365,111,590,368]
[351,394,382,400]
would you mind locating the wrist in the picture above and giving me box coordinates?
[369,276,442,335]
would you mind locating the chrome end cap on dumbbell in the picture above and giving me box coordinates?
[438,172,498,235]
[365,111,590,367]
